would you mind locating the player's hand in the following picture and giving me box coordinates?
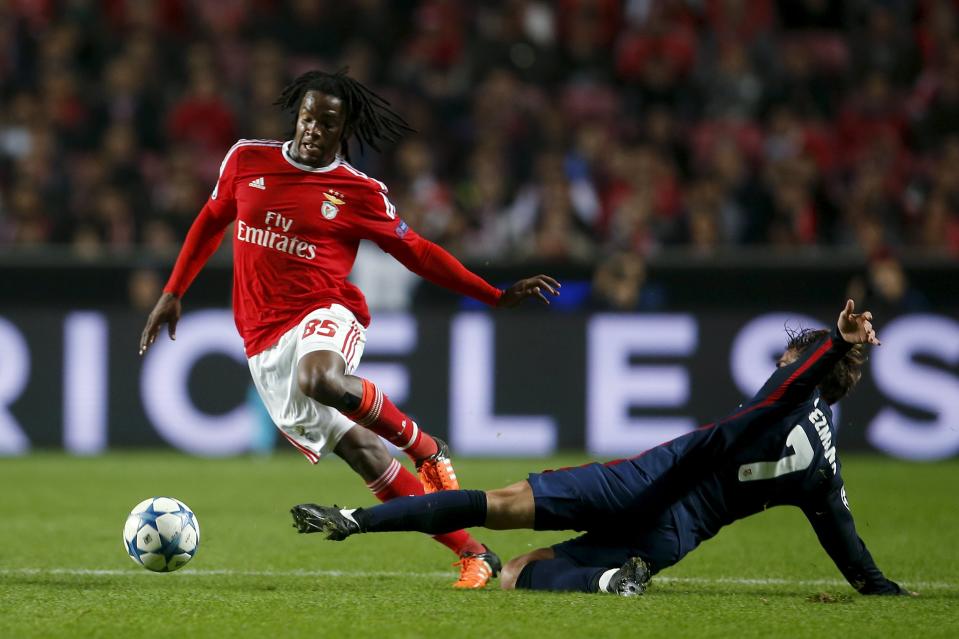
[497,275,561,308]
[139,292,182,355]
[837,299,880,346]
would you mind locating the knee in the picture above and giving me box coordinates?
[500,548,553,590]
[297,364,345,406]
[499,557,529,591]
[485,481,535,529]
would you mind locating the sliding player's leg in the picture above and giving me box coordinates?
[506,514,680,596]
[514,555,652,596]
[291,457,661,539]
[501,460,685,595]
[291,479,536,537]
[293,305,456,492]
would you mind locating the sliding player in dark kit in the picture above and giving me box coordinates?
[292,300,912,597]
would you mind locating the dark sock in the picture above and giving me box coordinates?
[515,558,606,593]
[353,489,487,535]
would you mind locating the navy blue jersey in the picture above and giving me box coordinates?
[531,328,901,594]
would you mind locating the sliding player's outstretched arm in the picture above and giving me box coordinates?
[803,486,913,595]
[688,300,879,456]
[739,299,878,420]
[350,186,560,307]
[139,146,240,355]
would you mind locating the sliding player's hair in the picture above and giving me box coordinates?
[785,327,867,404]
[275,68,413,160]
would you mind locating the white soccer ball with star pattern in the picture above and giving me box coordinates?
[123,497,200,572]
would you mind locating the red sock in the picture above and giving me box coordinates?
[366,459,485,557]
[344,379,439,462]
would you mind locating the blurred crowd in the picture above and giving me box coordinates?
[2,0,959,272]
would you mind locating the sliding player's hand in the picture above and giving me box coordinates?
[139,292,182,355]
[498,275,561,308]
[837,299,880,346]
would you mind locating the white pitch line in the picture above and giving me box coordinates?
[0,568,448,579]
[0,568,954,590]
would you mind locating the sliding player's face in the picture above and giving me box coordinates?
[777,348,799,368]
[293,90,346,167]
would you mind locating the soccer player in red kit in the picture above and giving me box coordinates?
[138,69,561,588]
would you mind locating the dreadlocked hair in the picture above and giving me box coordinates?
[274,68,413,161]
[784,327,867,404]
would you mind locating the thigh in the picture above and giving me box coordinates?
[248,321,355,464]
[295,304,367,375]
[551,509,682,574]
[526,461,649,532]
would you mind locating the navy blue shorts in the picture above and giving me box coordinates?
[527,462,686,573]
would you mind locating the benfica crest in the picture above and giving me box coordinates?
[321,190,345,220]
[321,201,339,220]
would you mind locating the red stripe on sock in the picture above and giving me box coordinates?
[342,380,438,462]
[369,460,421,500]
[366,459,402,495]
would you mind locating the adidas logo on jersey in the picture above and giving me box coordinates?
[249,177,266,190]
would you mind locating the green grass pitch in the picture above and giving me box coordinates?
[0,452,956,638]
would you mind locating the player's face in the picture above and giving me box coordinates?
[292,90,346,167]
[777,348,799,368]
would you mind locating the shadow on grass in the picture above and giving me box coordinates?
[650,585,958,601]
[0,576,153,590]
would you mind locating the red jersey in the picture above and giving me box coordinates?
[164,139,503,356]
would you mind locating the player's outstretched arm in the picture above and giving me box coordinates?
[138,201,234,355]
[138,141,240,355]
[802,487,915,596]
[743,299,881,415]
[139,293,182,355]
[837,298,881,346]
[357,187,561,306]
[381,230,560,307]
[497,275,562,308]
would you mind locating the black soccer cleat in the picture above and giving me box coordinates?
[606,557,652,596]
[290,503,361,540]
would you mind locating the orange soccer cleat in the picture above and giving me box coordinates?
[452,545,502,589]
[416,437,459,493]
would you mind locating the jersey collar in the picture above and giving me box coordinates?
[282,141,341,173]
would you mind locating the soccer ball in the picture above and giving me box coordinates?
[122,497,200,572]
